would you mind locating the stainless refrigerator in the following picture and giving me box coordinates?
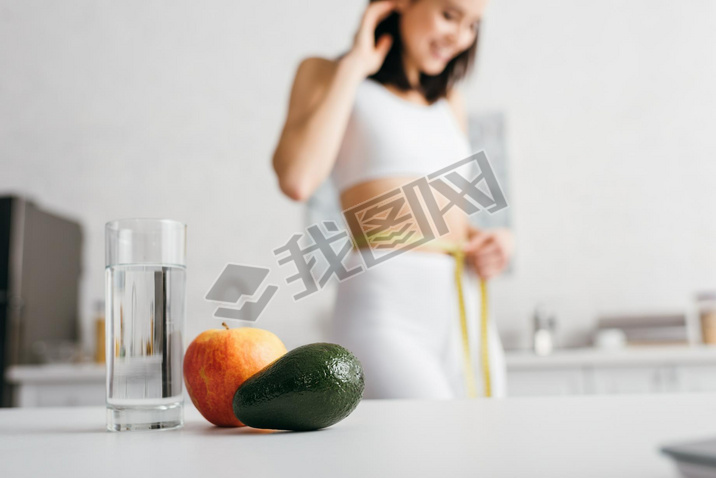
[0,196,82,406]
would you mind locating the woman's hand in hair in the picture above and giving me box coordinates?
[345,1,397,77]
[464,227,515,280]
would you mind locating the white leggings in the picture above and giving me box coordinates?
[329,250,506,399]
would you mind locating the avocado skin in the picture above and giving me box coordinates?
[232,343,364,431]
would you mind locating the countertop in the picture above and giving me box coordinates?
[506,345,716,369]
[9,345,716,383]
[6,362,106,382]
[1,395,714,477]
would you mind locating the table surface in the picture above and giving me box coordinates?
[1,395,713,478]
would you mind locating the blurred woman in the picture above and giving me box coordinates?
[272,0,514,398]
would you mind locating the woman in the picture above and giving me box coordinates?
[272,0,514,398]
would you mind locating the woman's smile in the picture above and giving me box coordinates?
[429,42,453,63]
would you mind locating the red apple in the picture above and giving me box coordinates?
[184,323,287,427]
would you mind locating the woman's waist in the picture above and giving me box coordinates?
[334,251,472,314]
[340,177,471,255]
[351,235,467,256]
[344,244,462,273]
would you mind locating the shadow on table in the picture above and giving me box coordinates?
[186,422,332,436]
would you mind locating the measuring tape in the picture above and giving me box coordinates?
[450,248,491,398]
[353,235,492,399]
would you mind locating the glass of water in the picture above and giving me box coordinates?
[105,219,186,431]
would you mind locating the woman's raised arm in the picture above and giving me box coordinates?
[272,1,396,201]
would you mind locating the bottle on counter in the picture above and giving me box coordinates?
[696,292,716,345]
[533,304,557,356]
[94,300,105,363]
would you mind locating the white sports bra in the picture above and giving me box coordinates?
[331,78,472,193]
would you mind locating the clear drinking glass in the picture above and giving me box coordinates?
[105,219,186,431]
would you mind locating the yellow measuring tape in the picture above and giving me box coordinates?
[353,236,492,398]
[449,248,491,398]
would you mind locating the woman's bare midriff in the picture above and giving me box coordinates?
[339,176,469,254]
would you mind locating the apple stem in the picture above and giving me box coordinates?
[222,322,229,330]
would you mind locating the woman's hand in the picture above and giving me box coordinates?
[464,227,515,280]
[345,1,396,77]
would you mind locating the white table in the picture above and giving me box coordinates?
[1,395,713,477]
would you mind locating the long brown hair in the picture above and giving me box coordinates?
[368,0,480,103]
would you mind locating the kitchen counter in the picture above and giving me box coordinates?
[6,362,106,382]
[1,395,713,477]
[505,346,716,396]
[10,345,716,381]
[8,346,716,405]
[506,345,716,369]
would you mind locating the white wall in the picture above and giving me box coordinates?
[1,0,715,352]
[472,0,716,346]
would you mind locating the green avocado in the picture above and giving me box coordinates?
[232,342,364,431]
